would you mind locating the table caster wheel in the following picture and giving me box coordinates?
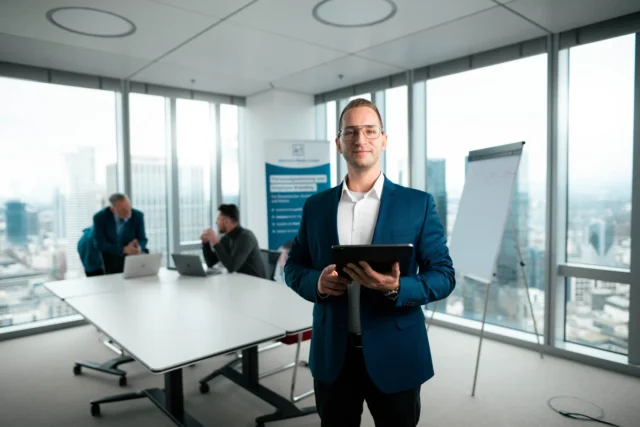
[73,365,81,375]
[119,376,127,387]
[91,404,100,417]
[199,382,210,394]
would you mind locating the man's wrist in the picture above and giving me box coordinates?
[317,277,329,299]
[383,280,400,298]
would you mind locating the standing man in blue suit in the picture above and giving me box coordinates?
[285,99,455,426]
[93,193,148,274]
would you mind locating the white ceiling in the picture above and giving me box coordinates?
[0,0,639,97]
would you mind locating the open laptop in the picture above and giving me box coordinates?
[122,253,163,279]
[171,254,223,277]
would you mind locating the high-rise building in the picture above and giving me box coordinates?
[27,208,39,237]
[107,158,169,258]
[52,188,66,240]
[65,148,104,277]
[427,159,447,235]
[584,218,616,264]
[526,247,545,291]
[5,201,28,246]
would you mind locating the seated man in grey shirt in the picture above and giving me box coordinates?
[200,204,267,279]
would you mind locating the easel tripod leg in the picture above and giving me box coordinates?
[509,210,544,359]
[472,280,492,397]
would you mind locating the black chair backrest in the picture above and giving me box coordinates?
[260,249,280,280]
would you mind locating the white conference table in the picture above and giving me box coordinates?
[45,269,315,427]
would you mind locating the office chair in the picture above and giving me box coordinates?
[259,248,280,280]
[73,253,136,386]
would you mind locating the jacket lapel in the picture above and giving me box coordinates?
[371,177,396,244]
[329,184,342,246]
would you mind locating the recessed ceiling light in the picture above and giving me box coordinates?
[312,0,397,28]
[46,7,136,38]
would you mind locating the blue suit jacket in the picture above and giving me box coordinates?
[92,207,148,257]
[285,177,455,394]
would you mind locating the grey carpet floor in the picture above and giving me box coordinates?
[1,324,638,427]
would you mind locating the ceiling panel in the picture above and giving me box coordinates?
[150,0,255,18]
[229,0,498,53]
[506,0,640,33]
[134,61,270,96]
[0,0,216,61]
[0,33,147,79]
[272,54,403,94]
[154,21,344,82]
[357,6,546,70]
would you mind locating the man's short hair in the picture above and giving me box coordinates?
[218,204,240,223]
[108,193,128,206]
[338,98,384,134]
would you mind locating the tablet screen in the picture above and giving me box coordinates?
[332,244,413,279]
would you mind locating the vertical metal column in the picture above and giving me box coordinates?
[545,34,570,347]
[115,80,132,198]
[166,98,181,259]
[628,33,640,365]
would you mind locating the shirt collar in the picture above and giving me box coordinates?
[341,172,385,202]
[113,211,128,224]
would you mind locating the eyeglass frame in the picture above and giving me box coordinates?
[337,124,385,140]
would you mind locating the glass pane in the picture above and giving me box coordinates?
[384,86,409,186]
[326,101,337,187]
[426,55,548,334]
[129,94,168,264]
[567,35,634,269]
[0,77,117,327]
[176,99,214,244]
[220,104,239,206]
[565,277,629,355]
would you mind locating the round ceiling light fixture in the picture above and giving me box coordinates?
[46,7,136,38]
[312,0,397,28]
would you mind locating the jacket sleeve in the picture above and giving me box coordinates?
[92,211,123,256]
[212,233,254,273]
[284,200,322,303]
[202,242,219,268]
[136,212,148,252]
[395,193,456,307]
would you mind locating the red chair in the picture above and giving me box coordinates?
[259,330,314,402]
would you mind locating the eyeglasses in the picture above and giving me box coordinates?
[338,125,383,141]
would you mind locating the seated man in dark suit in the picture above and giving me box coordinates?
[93,193,148,274]
[200,204,267,279]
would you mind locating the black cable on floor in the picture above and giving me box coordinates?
[547,396,621,427]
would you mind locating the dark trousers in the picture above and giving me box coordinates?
[85,269,105,277]
[314,345,421,427]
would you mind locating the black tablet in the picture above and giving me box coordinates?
[332,244,414,279]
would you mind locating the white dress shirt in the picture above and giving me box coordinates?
[338,173,385,334]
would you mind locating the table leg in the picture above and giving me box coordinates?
[219,346,317,426]
[90,368,203,427]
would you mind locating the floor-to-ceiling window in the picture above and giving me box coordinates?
[220,104,240,207]
[0,77,117,328]
[425,55,548,335]
[176,99,215,244]
[129,93,168,261]
[384,86,409,186]
[562,34,635,355]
